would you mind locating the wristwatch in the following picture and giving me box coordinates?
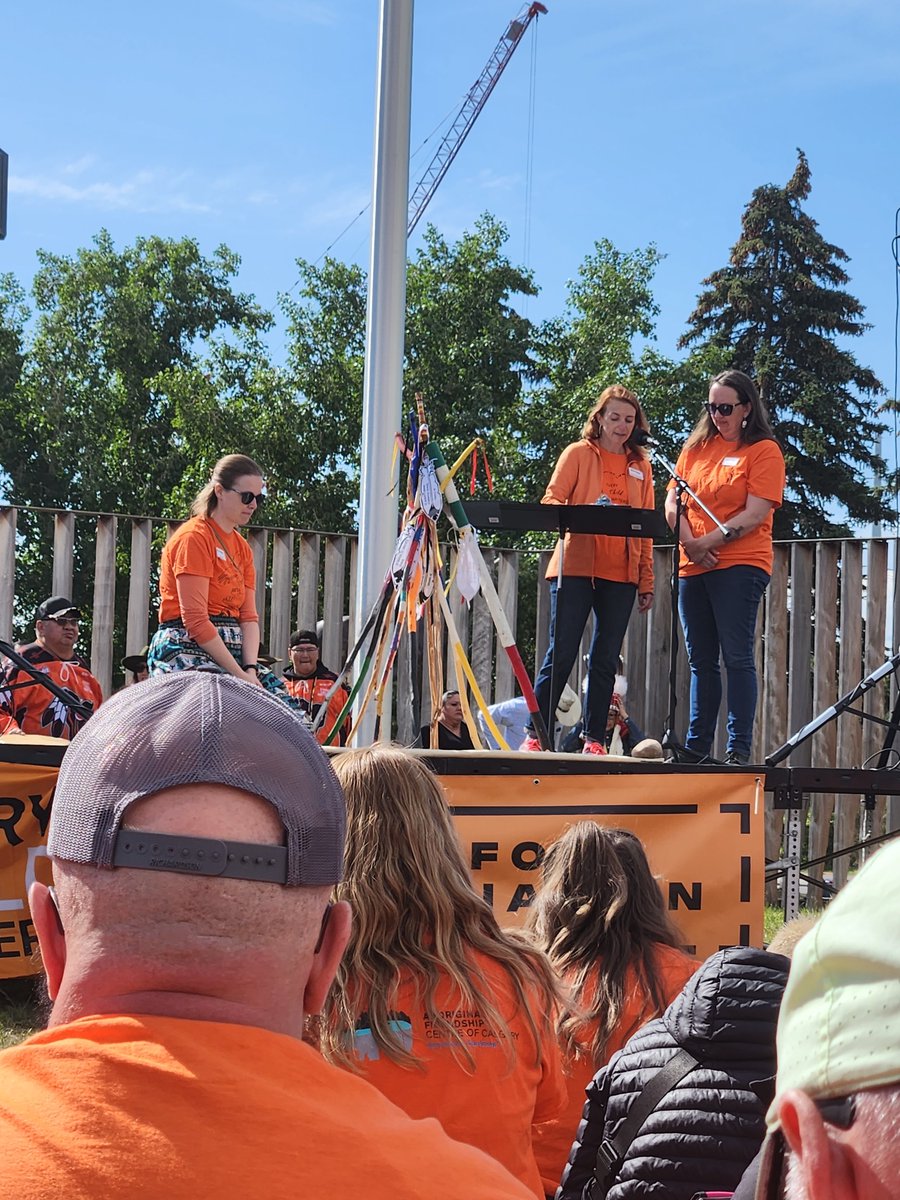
[243,663,260,672]
[721,526,735,541]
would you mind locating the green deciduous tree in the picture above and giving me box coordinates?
[679,150,889,536]
[520,239,706,507]
[282,215,540,505]
[0,230,272,516]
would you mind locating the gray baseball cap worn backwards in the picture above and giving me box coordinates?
[48,672,346,886]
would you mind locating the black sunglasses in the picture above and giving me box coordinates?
[706,401,747,417]
[226,488,265,506]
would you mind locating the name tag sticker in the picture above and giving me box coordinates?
[723,457,740,467]
[628,466,644,479]
[216,547,227,560]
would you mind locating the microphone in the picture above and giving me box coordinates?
[632,429,657,447]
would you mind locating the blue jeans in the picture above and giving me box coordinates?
[678,564,770,759]
[530,577,636,745]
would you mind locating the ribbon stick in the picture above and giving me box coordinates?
[425,439,553,752]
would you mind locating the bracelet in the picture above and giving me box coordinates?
[243,663,260,672]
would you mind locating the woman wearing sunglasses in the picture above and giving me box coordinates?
[148,454,301,710]
[664,370,785,764]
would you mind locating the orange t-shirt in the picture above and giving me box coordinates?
[532,945,699,1197]
[668,437,785,577]
[347,951,567,1198]
[542,440,655,593]
[0,645,103,739]
[158,516,255,622]
[283,672,351,745]
[0,1014,534,1200]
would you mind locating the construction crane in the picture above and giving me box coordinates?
[407,2,547,237]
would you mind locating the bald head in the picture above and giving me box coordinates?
[35,783,350,1037]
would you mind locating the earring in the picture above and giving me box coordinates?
[741,417,748,429]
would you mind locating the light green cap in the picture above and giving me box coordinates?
[767,837,900,1129]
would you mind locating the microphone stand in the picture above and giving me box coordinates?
[636,439,731,763]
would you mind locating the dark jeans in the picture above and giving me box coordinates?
[678,564,770,760]
[530,576,637,745]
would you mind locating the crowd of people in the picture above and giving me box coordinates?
[0,668,896,1199]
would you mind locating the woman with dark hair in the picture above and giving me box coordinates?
[524,822,697,1197]
[148,454,300,709]
[321,747,566,1198]
[664,370,785,764]
[521,386,655,755]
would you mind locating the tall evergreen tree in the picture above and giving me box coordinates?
[679,150,889,536]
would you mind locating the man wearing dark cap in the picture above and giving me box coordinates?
[0,674,531,1200]
[283,627,351,745]
[121,645,149,683]
[0,595,103,738]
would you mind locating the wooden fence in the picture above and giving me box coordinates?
[2,505,899,894]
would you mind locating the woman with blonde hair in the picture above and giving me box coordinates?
[148,453,300,710]
[524,822,698,1196]
[322,746,566,1198]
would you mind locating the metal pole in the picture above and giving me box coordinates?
[355,0,414,744]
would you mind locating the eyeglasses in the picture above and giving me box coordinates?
[706,402,747,417]
[226,488,265,506]
[47,617,80,630]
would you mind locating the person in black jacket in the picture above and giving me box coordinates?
[557,945,790,1200]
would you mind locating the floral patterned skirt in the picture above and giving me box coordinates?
[148,617,309,722]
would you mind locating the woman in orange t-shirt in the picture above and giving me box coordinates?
[524,822,698,1198]
[521,386,654,755]
[321,747,567,1199]
[148,453,300,711]
[664,370,785,764]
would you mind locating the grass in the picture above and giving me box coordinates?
[0,977,44,1049]
[764,904,785,946]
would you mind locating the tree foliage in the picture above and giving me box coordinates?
[519,239,702,506]
[679,150,888,536]
[0,230,275,517]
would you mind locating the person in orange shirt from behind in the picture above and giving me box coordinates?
[282,629,351,745]
[0,596,102,739]
[320,747,567,1198]
[0,674,533,1200]
[524,822,699,1198]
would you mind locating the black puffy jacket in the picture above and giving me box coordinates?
[557,946,790,1200]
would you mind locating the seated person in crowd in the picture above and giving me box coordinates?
[752,837,900,1200]
[559,942,790,1200]
[0,595,103,739]
[477,686,581,751]
[282,628,351,745]
[0,674,533,1200]
[121,646,149,684]
[420,689,475,750]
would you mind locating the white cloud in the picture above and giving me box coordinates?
[230,0,337,27]
[10,166,213,215]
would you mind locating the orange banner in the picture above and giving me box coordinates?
[0,757,59,979]
[1,748,764,977]
[437,759,764,960]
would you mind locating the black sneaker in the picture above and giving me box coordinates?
[674,745,720,765]
[723,750,750,765]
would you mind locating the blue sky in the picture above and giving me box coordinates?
[4,0,900,478]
